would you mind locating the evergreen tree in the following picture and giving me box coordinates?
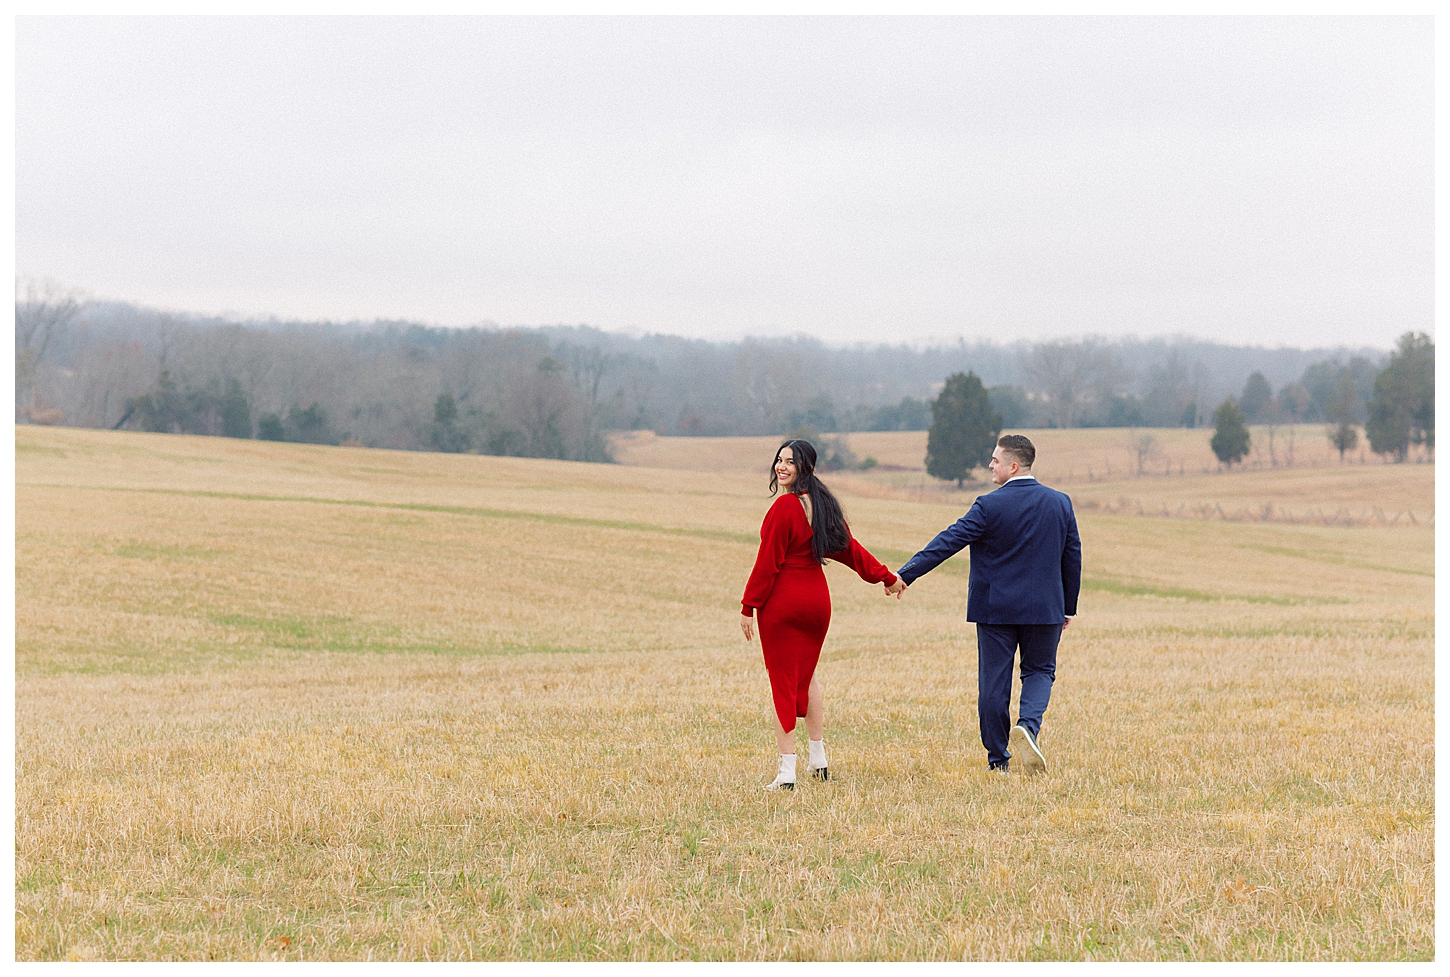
[1277,381,1312,421]
[926,371,1002,487]
[987,385,1031,428]
[220,379,251,438]
[286,402,332,444]
[787,394,838,433]
[1210,397,1250,467]
[865,397,931,431]
[1326,371,1360,461]
[431,393,469,453]
[1301,356,1377,422]
[123,371,182,433]
[1240,371,1273,422]
[257,413,285,441]
[1365,332,1434,462]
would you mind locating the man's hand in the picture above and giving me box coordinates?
[1062,616,1072,630]
[741,612,755,641]
[885,578,908,599]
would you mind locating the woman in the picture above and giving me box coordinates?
[740,439,898,790]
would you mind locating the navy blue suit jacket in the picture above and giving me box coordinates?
[898,477,1081,624]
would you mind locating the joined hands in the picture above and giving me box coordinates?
[884,578,907,599]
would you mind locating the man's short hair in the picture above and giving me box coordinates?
[997,434,1036,469]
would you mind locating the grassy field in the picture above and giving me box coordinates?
[15,425,1434,960]
[611,426,1435,524]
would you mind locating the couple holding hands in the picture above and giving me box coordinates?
[740,434,1082,790]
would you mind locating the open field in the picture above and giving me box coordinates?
[612,427,1435,525]
[611,424,1434,479]
[15,425,1434,960]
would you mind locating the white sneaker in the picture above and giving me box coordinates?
[1010,725,1047,776]
[807,764,829,782]
[764,773,795,791]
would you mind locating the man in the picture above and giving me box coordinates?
[886,434,1081,775]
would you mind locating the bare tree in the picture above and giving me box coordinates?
[1142,351,1190,426]
[1130,431,1160,474]
[616,358,659,430]
[15,277,87,415]
[569,344,612,448]
[506,358,576,458]
[70,340,154,428]
[733,340,804,434]
[1263,396,1286,466]
[1024,339,1132,427]
[1085,343,1134,410]
[145,311,182,374]
[1023,341,1083,428]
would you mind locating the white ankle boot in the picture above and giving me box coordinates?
[765,753,797,791]
[807,738,829,781]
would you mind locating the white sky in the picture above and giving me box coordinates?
[15,16,1433,348]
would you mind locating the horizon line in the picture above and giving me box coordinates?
[62,293,1404,356]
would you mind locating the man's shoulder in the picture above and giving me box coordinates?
[1021,478,1073,504]
[1041,482,1073,505]
[987,478,1052,496]
[966,488,997,511]
[995,478,1074,509]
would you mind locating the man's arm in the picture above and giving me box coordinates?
[1061,504,1082,617]
[896,501,988,586]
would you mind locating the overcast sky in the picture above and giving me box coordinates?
[15,16,1433,348]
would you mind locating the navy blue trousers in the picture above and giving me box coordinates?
[976,623,1061,767]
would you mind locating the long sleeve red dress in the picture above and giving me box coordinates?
[741,492,898,732]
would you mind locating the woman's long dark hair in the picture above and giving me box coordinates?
[769,439,850,563]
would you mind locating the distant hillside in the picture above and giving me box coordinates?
[19,293,1389,454]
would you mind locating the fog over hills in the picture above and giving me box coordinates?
[19,293,1390,459]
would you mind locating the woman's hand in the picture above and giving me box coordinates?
[740,612,755,641]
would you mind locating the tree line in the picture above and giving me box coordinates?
[15,280,1412,466]
[1205,332,1433,467]
[919,332,1432,487]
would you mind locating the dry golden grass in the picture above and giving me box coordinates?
[610,424,1430,480]
[612,427,1435,525]
[16,426,1433,960]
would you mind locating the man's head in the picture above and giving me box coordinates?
[988,434,1036,485]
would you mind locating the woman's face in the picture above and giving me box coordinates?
[775,446,799,490]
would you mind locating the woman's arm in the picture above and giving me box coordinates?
[828,535,898,587]
[741,498,794,615]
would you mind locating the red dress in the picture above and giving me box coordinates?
[741,493,898,731]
